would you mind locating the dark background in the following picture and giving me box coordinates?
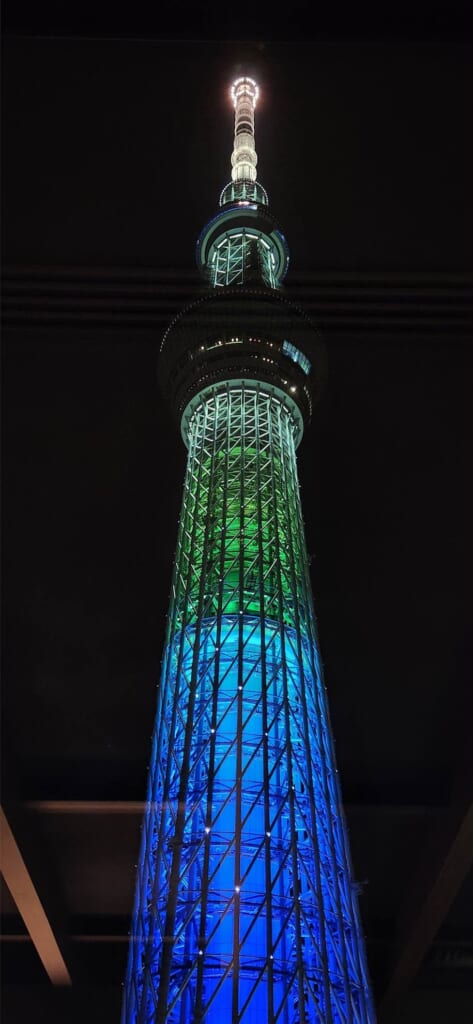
[2,1,473,1021]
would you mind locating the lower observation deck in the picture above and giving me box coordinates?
[159,286,326,430]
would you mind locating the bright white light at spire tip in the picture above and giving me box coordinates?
[230,76,259,108]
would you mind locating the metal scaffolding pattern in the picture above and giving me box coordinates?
[210,232,276,288]
[123,385,374,1023]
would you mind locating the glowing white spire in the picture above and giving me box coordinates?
[230,77,259,183]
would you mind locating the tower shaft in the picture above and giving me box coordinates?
[123,384,373,1022]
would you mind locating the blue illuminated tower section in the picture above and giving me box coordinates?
[123,78,375,1023]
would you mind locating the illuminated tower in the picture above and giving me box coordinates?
[123,77,375,1024]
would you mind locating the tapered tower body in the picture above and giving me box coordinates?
[123,78,375,1024]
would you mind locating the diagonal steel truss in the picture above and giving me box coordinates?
[211,232,276,288]
[123,383,375,1023]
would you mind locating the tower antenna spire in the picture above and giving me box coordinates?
[230,76,259,182]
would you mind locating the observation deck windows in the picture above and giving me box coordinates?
[282,340,311,376]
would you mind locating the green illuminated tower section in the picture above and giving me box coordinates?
[123,77,375,1023]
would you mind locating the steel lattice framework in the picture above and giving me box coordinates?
[211,233,276,288]
[123,76,375,1024]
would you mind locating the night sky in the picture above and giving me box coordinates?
[2,3,473,1020]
